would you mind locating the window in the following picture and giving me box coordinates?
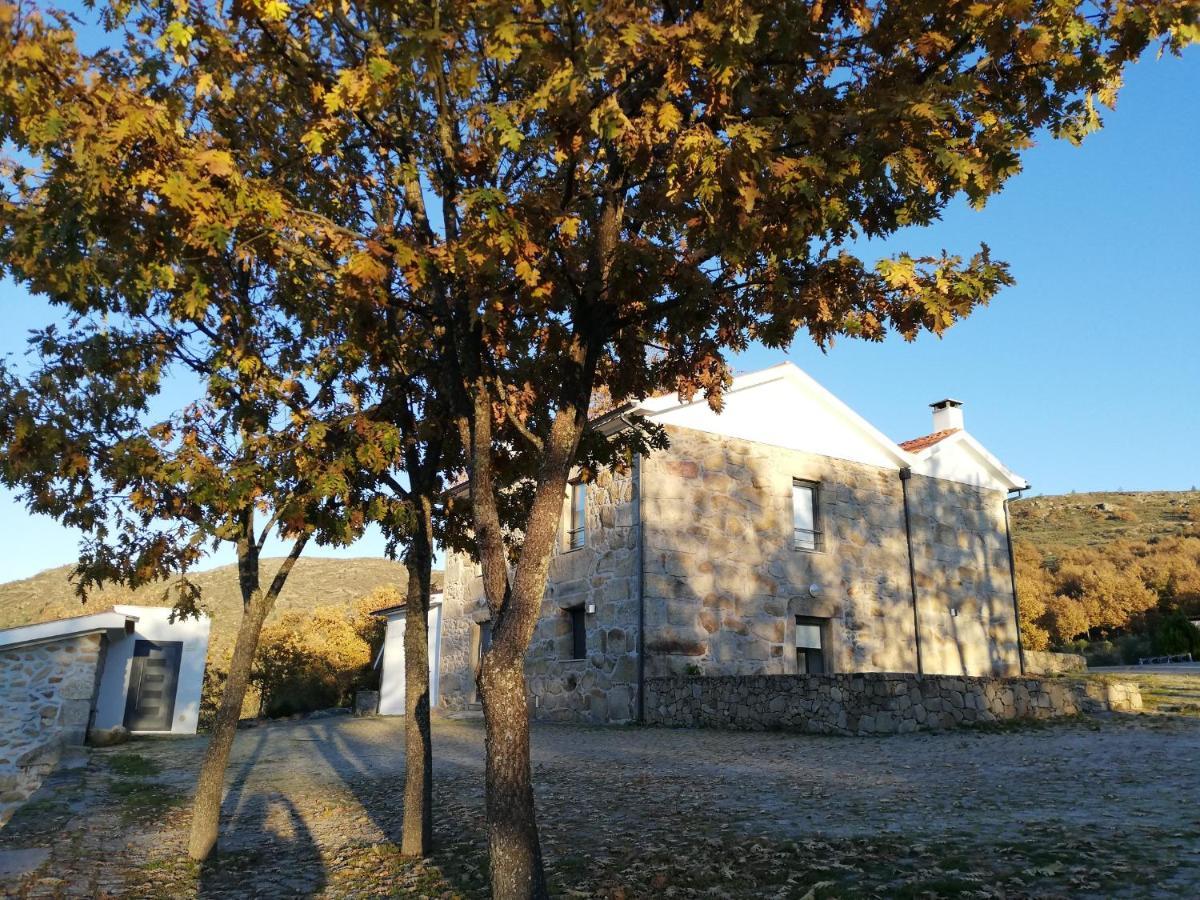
[565,481,586,551]
[568,607,587,660]
[477,620,493,662]
[795,616,828,674]
[792,480,823,551]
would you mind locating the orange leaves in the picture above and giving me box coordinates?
[345,251,389,284]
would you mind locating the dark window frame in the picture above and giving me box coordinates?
[792,479,824,552]
[568,606,587,660]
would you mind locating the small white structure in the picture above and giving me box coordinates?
[0,604,211,738]
[374,593,443,715]
[93,606,211,735]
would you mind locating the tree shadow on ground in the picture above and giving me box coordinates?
[198,791,326,898]
[308,716,492,896]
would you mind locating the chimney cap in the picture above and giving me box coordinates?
[929,398,963,410]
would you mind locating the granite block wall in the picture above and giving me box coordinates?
[439,423,1023,724]
[0,634,102,824]
[641,426,1021,681]
[1022,650,1088,675]
[645,672,1141,734]
[440,463,641,722]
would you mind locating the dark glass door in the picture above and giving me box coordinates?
[123,640,183,732]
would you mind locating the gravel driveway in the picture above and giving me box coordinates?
[2,708,1199,897]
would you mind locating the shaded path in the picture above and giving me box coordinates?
[1,710,1199,897]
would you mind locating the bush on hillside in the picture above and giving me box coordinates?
[252,588,393,718]
[1117,633,1152,665]
[1014,536,1200,648]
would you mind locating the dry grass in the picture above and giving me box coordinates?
[1011,490,1200,548]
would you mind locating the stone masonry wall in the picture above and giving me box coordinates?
[0,634,102,823]
[645,672,1142,735]
[906,472,1022,676]
[640,426,1021,680]
[439,463,641,723]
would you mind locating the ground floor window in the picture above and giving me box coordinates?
[568,606,587,660]
[795,616,829,674]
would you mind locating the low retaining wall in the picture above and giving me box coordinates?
[1022,650,1087,675]
[644,672,1141,735]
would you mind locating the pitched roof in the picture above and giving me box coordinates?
[0,608,139,651]
[898,428,961,453]
[370,589,444,618]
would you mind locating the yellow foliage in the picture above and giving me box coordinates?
[251,590,391,718]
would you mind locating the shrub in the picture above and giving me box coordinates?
[1117,633,1152,664]
[1081,640,1122,667]
[1153,611,1200,656]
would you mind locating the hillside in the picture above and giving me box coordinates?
[0,556,440,666]
[1011,490,1200,549]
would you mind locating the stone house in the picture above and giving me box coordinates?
[431,362,1029,724]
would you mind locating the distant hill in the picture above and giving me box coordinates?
[1011,490,1200,549]
[0,556,440,666]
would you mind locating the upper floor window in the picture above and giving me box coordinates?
[565,481,586,551]
[793,479,823,551]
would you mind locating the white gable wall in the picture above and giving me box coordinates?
[909,434,1025,492]
[636,363,1025,492]
[379,598,444,716]
[642,367,906,471]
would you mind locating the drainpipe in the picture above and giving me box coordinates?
[899,467,923,675]
[634,450,647,724]
[1004,485,1029,675]
[617,412,648,724]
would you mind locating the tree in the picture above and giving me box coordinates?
[1154,610,1200,656]
[281,4,1188,895]
[0,0,456,861]
[8,1,1196,895]
[0,4,405,860]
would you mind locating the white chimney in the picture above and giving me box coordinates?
[930,398,964,433]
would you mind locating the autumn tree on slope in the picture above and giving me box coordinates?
[0,6,411,860]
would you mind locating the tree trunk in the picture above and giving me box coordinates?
[470,388,588,899]
[400,500,435,857]
[188,532,306,861]
[480,645,547,900]
[187,581,272,861]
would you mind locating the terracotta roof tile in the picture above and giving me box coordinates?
[898,428,960,453]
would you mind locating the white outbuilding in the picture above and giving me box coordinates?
[0,604,211,740]
[373,592,444,715]
[92,605,211,735]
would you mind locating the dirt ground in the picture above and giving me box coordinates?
[2,685,1200,898]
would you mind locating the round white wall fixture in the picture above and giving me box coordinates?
[808,584,821,598]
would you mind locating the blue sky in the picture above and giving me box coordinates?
[0,48,1196,583]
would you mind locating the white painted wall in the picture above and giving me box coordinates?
[379,597,443,716]
[640,365,908,470]
[93,606,211,735]
[910,434,1024,492]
